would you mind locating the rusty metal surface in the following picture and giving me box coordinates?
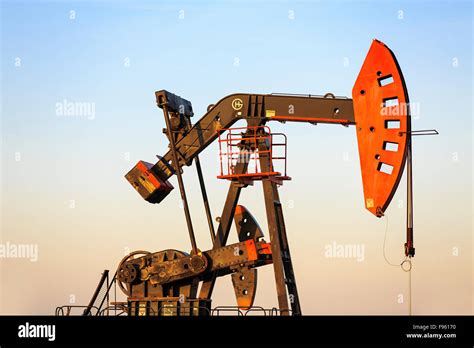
[231,267,257,309]
[52,40,424,318]
[113,39,414,317]
[234,205,265,242]
[117,238,272,303]
[125,92,355,202]
[259,143,301,315]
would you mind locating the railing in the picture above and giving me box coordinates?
[155,303,211,317]
[83,270,109,316]
[55,271,294,317]
[56,269,118,316]
[56,302,292,317]
[217,126,290,181]
[212,306,293,316]
[98,302,128,316]
[55,305,99,316]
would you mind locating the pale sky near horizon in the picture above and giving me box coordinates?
[1,0,472,315]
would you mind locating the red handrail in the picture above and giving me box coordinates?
[217,126,290,182]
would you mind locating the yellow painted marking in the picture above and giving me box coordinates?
[266,110,276,117]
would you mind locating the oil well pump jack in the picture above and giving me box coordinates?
[112,40,437,317]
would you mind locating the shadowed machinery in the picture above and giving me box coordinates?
[58,40,437,317]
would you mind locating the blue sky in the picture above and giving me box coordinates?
[1,0,472,159]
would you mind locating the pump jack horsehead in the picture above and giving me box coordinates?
[122,39,437,316]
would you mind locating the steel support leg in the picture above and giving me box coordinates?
[199,162,248,299]
[259,144,301,316]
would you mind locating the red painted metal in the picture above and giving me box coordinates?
[127,161,174,203]
[217,126,290,181]
[352,40,410,217]
[245,240,258,261]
